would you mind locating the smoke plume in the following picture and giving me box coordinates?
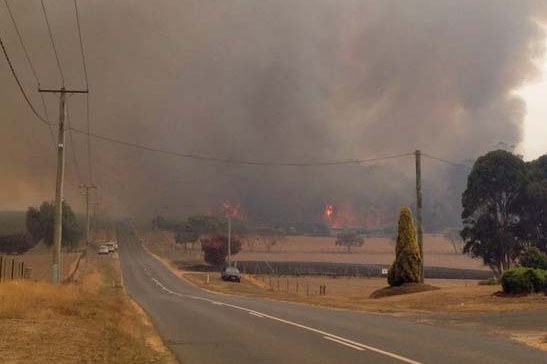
[1,0,546,228]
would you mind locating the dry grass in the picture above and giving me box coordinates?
[512,332,547,352]
[0,255,177,364]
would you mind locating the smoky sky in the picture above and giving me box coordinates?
[1,0,546,225]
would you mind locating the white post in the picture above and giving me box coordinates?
[227,217,232,266]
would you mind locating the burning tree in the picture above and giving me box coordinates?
[200,234,242,266]
[335,229,364,253]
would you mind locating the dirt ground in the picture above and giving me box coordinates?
[0,249,177,364]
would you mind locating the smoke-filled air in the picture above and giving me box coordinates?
[1,0,547,230]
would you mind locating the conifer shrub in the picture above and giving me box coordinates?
[388,207,422,286]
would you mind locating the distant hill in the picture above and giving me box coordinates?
[0,210,27,235]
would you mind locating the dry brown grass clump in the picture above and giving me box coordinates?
[0,281,80,319]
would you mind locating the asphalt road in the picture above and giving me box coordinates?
[119,236,547,364]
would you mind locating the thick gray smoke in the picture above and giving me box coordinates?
[1,1,546,228]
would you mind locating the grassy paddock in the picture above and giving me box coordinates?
[144,231,488,270]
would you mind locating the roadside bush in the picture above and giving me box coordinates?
[525,268,546,293]
[388,207,422,287]
[200,234,242,266]
[501,267,546,294]
[520,247,547,270]
[0,233,36,254]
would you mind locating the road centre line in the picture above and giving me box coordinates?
[323,336,365,351]
[248,311,264,318]
[149,275,424,364]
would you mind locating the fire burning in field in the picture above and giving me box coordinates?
[325,204,334,220]
[323,203,388,230]
[323,203,359,229]
[223,200,247,221]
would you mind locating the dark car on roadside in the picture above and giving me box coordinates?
[221,266,241,282]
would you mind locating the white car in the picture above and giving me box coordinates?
[106,242,116,253]
[98,245,109,255]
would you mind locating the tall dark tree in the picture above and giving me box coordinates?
[520,155,547,252]
[26,201,83,250]
[461,150,528,277]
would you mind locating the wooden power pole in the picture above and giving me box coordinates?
[415,150,424,282]
[39,87,88,284]
[80,184,97,260]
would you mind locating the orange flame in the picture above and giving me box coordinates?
[325,204,334,219]
[323,203,360,229]
[223,200,247,220]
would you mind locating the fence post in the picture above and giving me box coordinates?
[306,284,309,297]
[0,256,3,282]
[286,278,289,293]
[277,276,280,291]
[296,280,299,295]
[21,262,24,280]
[11,258,15,280]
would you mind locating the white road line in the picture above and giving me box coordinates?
[249,312,264,318]
[323,336,365,351]
[149,275,424,364]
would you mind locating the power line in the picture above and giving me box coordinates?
[4,0,40,85]
[3,0,56,147]
[40,0,65,86]
[422,152,472,170]
[73,0,88,87]
[68,126,412,167]
[73,0,93,183]
[66,102,83,184]
[0,32,53,125]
